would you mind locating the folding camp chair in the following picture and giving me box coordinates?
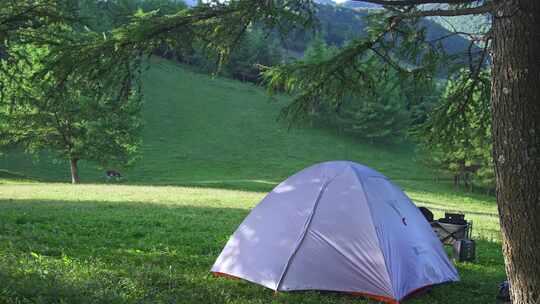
[431,220,472,245]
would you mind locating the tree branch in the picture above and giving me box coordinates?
[369,47,409,73]
[400,3,494,17]
[352,0,479,6]
[427,31,485,44]
[354,1,494,17]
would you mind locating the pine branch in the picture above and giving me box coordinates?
[399,3,494,18]
[351,0,480,6]
[369,47,409,73]
[354,0,494,17]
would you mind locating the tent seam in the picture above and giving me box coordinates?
[275,170,343,291]
[353,171,396,300]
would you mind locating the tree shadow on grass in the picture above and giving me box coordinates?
[0,198,505,304]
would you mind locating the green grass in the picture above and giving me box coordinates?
[1,58,437,185]
[0,184,505,304]
[0,58,504,303]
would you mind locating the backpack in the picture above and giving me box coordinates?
[497,280,510,302]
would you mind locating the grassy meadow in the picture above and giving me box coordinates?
[0,58,504,303]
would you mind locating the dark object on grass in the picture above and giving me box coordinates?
[432,222,469,243]
[419,207,434,222]
[452,239,476,262]
[497,280,511,302]
[438,213,467,225]
[106,170,122,181]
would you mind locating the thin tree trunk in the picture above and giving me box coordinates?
[70,158,80,184]
[491,1,540,303]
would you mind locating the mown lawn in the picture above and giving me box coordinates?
[0,183,505,304]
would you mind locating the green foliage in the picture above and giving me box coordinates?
[303,34,337,62]
[39,0,316,109]
[222,28,283,82]
[415,69,493,190]
[0,1,77,103]
[263,10,444,124]
[334,79,410,142]
[281,4,476,56]
[73,1,289,84]
[76,0,189,32]
[302,37,410,141]
[0,42,143,181]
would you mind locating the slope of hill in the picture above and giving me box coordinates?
[1,58,427,187]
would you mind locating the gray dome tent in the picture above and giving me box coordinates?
[212,161,458,303]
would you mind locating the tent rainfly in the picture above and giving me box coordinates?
[211,161,459,303]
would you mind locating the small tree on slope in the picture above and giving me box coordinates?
[0,44,142,184]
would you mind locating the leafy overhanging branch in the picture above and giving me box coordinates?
[0,0,78,105]
[34,1,316,109]
[2,0,492,131]
[412,68,492,187]
[352,1,494,17]
[351,0,481,5]
[262,0,493,125]
[263,10,446,122]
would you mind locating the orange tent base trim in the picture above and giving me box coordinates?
[212,271,242,280]
[348,291,399,304]
[212,271,433,304]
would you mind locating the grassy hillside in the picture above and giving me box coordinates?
[1,57,498,227]
[1,58,427,186]
[0,58,496,209]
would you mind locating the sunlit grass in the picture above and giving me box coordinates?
[0,182,504,304]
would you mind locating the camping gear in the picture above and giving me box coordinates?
[497,280,511,303]
[422,209,475,261]
[211,161,459,303]
[431,222,470,244]
[439,213,467,225]
[452,239,476,262]
[105,170,123,182]
[419,206,434,222]
[431,213,472,245]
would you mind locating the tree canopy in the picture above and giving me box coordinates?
[0,28,143,183]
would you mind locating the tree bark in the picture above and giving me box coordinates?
[491,1,540,303]
[70,158,80,184]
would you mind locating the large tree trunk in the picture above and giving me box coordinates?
[491,1,540,303]
[70,158,80,184]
